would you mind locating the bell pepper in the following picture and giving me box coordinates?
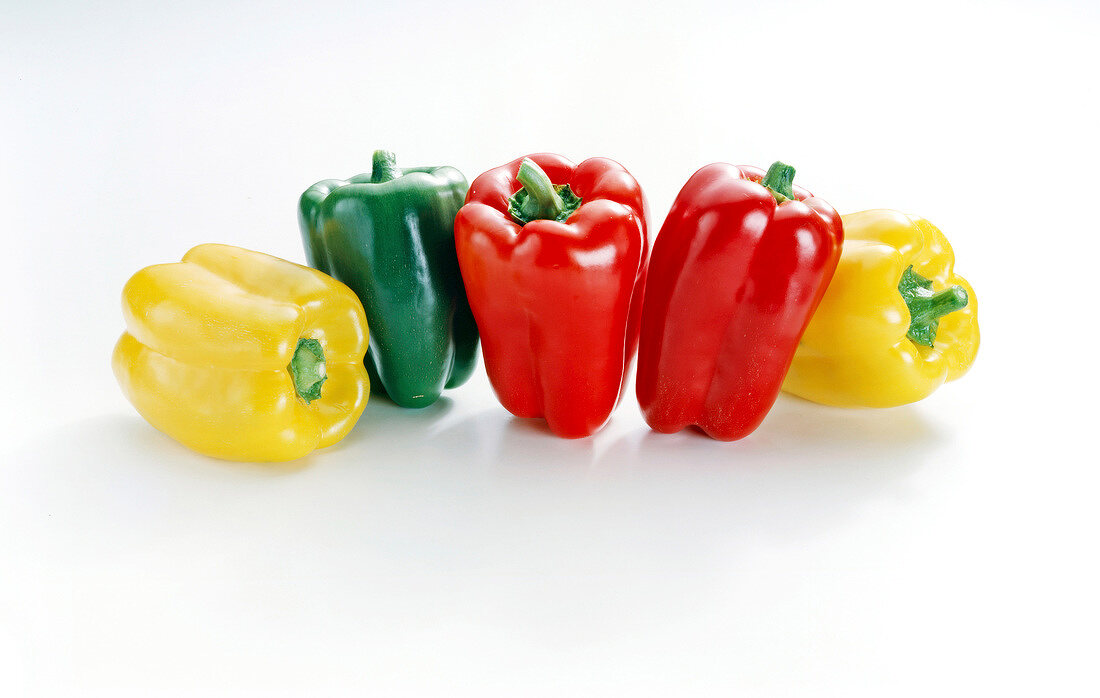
[636,162,843,441]
[112,244,370,462]
[782,209,978,407]
[455,154,649,438]
[298,150,478,408]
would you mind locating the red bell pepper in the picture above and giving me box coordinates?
[455,153,648,438]
[636,162,843,441]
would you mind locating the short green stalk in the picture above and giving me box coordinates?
[898,266,969,347]
[288,338,327,403]
[508,158,583,225]
[761,161,796,203]
[370,150,403,183]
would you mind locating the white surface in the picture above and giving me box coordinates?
[3,0,1099,695]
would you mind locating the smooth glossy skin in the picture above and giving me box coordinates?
[113,244,370,462]
[636,164,843,441]
[455,153,649,439]
[782,210,979,407]
[299,164,478,408]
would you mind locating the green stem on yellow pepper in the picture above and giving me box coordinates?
[899,266,969,347]
[289,338,327,403]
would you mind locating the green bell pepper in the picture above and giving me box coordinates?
[298,150,479,408]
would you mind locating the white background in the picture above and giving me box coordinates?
[3,0,1099,695]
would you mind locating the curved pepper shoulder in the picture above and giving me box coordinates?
[782,210,978,407]
[114,244,370,461]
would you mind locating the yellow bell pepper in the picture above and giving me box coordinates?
[113,243,370,461]
[782,210,979,407]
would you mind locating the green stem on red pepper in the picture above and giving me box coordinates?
[761,161,796,203]
[508,158,583,225]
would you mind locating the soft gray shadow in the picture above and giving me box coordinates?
[590,394,945,546]
[9,413,321,477]
[601,393,941,467]
[1,399,953,652]
[756,393,940,455]
[1,414,325,576]
[426,410,601,474]
[354,395,949,645]
[338,395,456,450]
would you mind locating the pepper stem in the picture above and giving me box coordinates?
[761,161,796,203]
[507,158,584,225]
[515,158,564,220]
[288,338,327,403]
[370,150,402,183]
[898,266,969,348]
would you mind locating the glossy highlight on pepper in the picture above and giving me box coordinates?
[636,161,843,441]
[455,153,649,438]
[113,243,371,461]
[782,209,979,407]
[299,150,478,408]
